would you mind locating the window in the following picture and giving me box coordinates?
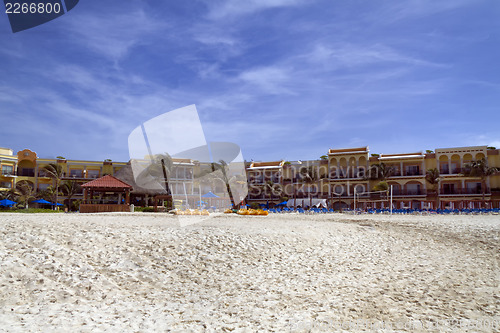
[440,163,449,174]
[466,182,481,194]
[443,183,455,194]
[406,183,421,195]
[87,170,100,178]
[0,181,12,188]
[70,169,83,178]
[2,165,14,176]
[406,165,420,176]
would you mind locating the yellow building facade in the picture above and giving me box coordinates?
[0,147,127,204]
[327,145,500,210]
[245,145,500,210]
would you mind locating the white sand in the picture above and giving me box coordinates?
[0,213,498,332]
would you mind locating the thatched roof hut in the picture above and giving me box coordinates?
[113,163,166,196]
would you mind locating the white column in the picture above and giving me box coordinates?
[421,160,425,176]
[400,162,403,176]
[448,158,451,175]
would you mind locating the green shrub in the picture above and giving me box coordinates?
[134,207,155,212]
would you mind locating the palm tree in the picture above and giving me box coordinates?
[425,168,442,209]
[210,160,245,209]
[42,163,64,209]
[13,180,36,209]
[265,180,283,202]
[299,165,320,207]
[462,158,500,207]
[61,180,81,210]
[138,153,174,209]
[366,163,395,181]
[0,187,17,201]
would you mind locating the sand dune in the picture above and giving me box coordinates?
[0,213,498,332]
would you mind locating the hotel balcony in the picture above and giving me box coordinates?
[388,171,424,177]
[439,188,489,195]
[17,170,35,177]
[391,189,427,196]
[248,177,280,184]
[439,167,462,175]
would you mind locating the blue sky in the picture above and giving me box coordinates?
[1,0,499,162]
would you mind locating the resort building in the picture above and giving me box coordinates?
[0,147,128,206]
[2,144,499,210]
[247,145,500,210]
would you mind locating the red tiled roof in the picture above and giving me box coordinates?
[81,175,132,189]
[328,146,369,154]
[251,161,283,168]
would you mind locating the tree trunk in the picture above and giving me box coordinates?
[293,184,297,209]
[226,183,236,209]
[55,182,59,211]
[161,159,173,210]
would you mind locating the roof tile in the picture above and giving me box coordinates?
[81,175,132,189]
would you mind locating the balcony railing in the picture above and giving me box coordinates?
[440,188,489,195]
[1,171,16,177]
[440,168,462,175]
[404,171,423,177]
[388,171,424,177]
[18,170,35,177]
[391,189,427,196]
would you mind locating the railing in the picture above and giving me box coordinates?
[440,168,462,175]
[440,189,489,195]
[18,170,35,177]
[80,204,130,213]
[404,171,423,176]
[391,189,427,196]
[1,172,16,177]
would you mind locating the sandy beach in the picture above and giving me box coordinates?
[0,212,498,332]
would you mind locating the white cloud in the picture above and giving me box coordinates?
[237,66,293,94]
[205,0,308,19]
[308,43,447,68]
[65,9,167,60]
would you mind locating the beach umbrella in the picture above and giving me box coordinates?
[51,202,64,206]
[201,191,219,209]
[0,199,16,207]
[32,199,52,204]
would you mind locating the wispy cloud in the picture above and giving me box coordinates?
[205,0,308,19]
[307,43,448,68]
[65,9,167,60]
[237,66,293,94]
